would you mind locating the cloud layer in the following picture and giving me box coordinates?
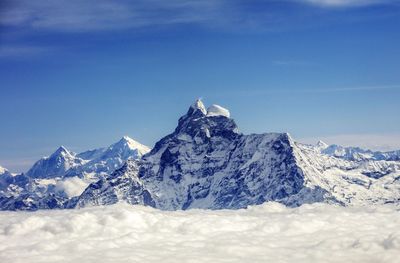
[0,202,399,263]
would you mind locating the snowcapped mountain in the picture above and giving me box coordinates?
[0,166,25,197]
[25,136,150,180]
[26,146,85,179]
[67,136,150,177]
[317,143,400,162]
[76,100,400,210]
[2,100,400,211]
[0,136,150,210]
[0,165,8,175]
[292,143,400,205]
[76,100,325,209]
[0,165,29,195]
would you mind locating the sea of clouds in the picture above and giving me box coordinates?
[0,202,399,263]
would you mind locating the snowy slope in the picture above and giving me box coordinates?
[292,142,400,205]
[77,100,400,210]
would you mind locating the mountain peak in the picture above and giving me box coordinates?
[0,165,8,174]
[190,98,207,115]
[120,135,134,143]
[114,136,151,155]
[52,146,72,157]
[316,140,328,149]
[172,99,239,139]
[57,145,68,151]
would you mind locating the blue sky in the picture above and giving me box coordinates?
[1,0,400,172]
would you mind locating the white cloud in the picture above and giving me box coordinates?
[0,202,399,262]
[299,133,400,151]
[55,177,90,198]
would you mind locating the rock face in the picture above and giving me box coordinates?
[77,100,400,210]
[76,161,154,208]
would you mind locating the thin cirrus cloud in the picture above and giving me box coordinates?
[0,0,398,32]
[0,0,227,32]
[297,0,399,7]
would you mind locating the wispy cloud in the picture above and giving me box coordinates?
[0,0,227,32]
[296,0,399,8]
[299,133,400,151]
[1,0,398,32]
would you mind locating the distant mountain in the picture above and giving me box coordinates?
[0,165,29,195]
[26,136,150,179]
[67,136,150,177]
[317,143,400,162]
[0,137,150,210]
[0,165,10,177]
[76,100,400,209]
[26,146,85,179]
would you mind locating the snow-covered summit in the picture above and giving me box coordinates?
[186,99,231,118]
[26,146,84,179]
[51,146,74,159]
[116,136,151,156]
[190,98,207,115]
[316,140,329,149]
[23,136,150,181]
[206,104,230,118]
[173,100,239,140]
[0,165,9,175]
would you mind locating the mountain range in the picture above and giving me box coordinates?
[0,136,150,210]
[1,99,399,210]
